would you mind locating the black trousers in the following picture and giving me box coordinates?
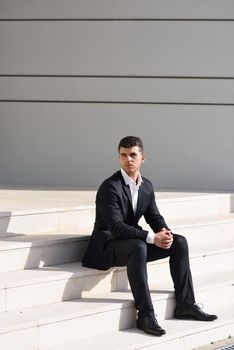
[113,234,195,319]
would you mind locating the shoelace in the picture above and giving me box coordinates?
[193,303,206,314]
[149,315,158,327]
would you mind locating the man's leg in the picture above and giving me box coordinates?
[113,238,166,336]
[114,238,154,318]
[147,233,217,321]
[169,234,196,307]
[147,234,195,307]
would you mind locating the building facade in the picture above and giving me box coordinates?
[0,0,234,190]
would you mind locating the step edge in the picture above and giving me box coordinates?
[1,263,234,289]
[0,193,232,218]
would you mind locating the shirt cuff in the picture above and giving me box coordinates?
[146,230,155,244]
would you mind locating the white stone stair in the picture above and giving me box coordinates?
[41,310,234,350]
[143,212,234,244]
[0,190,233,237]
[0,276,233,349]
[0,239,234,312]
[0,188,233,350]
[1,212,234,273]
[0,206,95,237]
[0,231,90,272]
[157,192,233,220]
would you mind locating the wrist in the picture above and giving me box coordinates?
[146,230,155,244]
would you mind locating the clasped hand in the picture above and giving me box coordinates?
[154,228,173,249]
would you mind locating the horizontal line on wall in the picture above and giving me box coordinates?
[0,18,234,22]
[1,100,234,106]
[1,75,234,80]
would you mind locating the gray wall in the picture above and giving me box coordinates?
[0,1,234,190]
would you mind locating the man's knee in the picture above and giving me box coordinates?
[173,234,189,251]
[131,239,147,258]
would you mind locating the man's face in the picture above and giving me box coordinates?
[119,146,145,177]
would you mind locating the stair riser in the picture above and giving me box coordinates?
[195,284,234,309]
[0,289,4,312]
[149,250,234,285]
[0,239,88,272]
[0,208,95,237]
[154,284,234,320]
[38,306,136,349]
[2,250,233,311]
[4,270,117,312]
[139,219,234,245]
[189,250,234,276]
[177,220,234,245]
[158,195,231,220]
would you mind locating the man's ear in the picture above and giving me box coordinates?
[142,154,145,163]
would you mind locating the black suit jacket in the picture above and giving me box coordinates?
[82,171,169,270]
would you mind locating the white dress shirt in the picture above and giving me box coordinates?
[121,168,155,244]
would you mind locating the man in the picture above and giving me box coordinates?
[82,136,217,336]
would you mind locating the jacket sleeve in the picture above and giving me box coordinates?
[96,181,148,241]
[143,183,170,233]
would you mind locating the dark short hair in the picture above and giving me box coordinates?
[118,136,144,152]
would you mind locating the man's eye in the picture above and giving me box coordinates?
[131,153,138,158]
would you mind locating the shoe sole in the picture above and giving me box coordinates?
[175,315,217,321]
[137,326,166,336]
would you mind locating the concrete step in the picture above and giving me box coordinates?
[0,232,89,272]
[1,212,234,272]
[0,261,117,312]
[0,188,233,350]
[140,213,234,245]
[0,189,233,237]
[0,235,233,311]
[172,213,234,245]
[0,205,95,237]
[157,192,233,221]
[0,279,233,349]
[0,187,96,237]
[41,308,234,350]
[0,312,38,350]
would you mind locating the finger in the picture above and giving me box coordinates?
[162,241,172,248]
[162,244,171,249]
[163,238,172,244]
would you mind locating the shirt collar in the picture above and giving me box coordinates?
[121,168,143,187]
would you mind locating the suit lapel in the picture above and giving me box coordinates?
[122,183,133,207]
[119,170,133,208]
[136,184,144,217]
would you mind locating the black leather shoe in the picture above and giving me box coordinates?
[136,315,166,336]
[174,304,218,321]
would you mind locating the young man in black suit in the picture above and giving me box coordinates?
[82,136,217,336]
